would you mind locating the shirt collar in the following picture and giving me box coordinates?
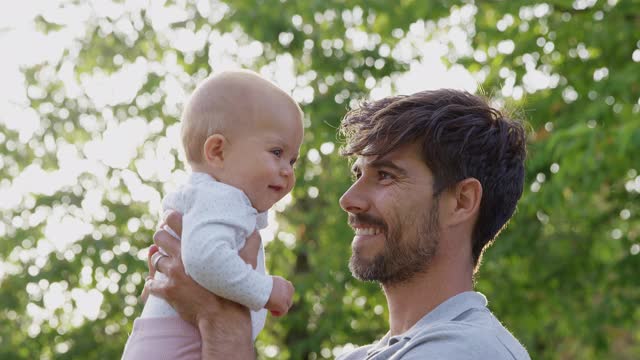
[188,172,269,229]
[367,291,488,355]
[189,171,214,184]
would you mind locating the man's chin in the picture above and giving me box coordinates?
[348,254,419,285]
[348,255,383,282]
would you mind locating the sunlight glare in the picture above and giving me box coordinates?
[71,288,104,321]
[44,214,93,253]
[83,117,149,169]
[120,170,163,214]
[81,58,149,108]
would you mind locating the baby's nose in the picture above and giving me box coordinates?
[280,165,293,177]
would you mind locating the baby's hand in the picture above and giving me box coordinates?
[265,276,294,317]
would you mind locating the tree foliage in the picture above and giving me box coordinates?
[1,1,639,359]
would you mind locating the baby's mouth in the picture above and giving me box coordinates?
[268,185,283,192]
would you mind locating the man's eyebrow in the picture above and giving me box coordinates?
[369,158,408,176]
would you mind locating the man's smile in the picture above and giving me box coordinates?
[353,227,383,236]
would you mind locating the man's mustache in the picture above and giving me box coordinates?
[348,213,387,230]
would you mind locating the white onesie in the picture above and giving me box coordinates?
[141,172,272,338]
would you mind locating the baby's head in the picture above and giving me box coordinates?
[181,70,304,212]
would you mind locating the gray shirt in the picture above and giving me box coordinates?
[337,292,530,360]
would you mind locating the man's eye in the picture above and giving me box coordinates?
[378,171,393,180]
[272,149,283,157]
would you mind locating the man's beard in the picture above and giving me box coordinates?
[348,202,440,285]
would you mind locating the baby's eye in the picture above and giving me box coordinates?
[289,158,297,166]
[271,149,283,157]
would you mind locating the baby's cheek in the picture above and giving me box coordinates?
[288,175,296,192]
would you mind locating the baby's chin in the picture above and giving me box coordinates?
[256,199,285,213]
[255,206,270,213]
[254,202,275,213]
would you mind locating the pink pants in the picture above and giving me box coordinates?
[121,317,201,360]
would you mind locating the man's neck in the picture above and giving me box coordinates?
[382,255,474,336]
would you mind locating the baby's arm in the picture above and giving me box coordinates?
[242,231,294,316]
[182,215,272,311]
[180,189,293,313]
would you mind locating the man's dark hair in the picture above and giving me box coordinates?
[339,89,527,271]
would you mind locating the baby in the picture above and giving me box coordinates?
[122,70,303,359]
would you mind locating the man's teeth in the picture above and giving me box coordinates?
[355,228,381,235]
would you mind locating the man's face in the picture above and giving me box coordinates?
[339,143,441,285]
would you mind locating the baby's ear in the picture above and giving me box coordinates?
[203,134,226,168]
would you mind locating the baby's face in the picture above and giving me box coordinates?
[220,99,303,212]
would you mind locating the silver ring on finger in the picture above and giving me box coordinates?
[151,252,167,272]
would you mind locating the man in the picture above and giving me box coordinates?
[145,89,531,359]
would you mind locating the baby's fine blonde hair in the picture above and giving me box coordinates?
[180,70,301,165]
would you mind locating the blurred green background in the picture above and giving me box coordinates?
[1,0,639,359]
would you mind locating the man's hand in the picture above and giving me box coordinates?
[144,211,256,359]
[240,230,262,270]
[139,244,159,304]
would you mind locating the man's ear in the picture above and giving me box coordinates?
[202,134,227,168]
[442,178,482,228]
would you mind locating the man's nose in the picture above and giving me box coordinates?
[339,181,368,213]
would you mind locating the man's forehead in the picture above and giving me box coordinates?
[352,146,407,165]
[352,154,380,168]
[350,143,423,172]
[351,152,397,170]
